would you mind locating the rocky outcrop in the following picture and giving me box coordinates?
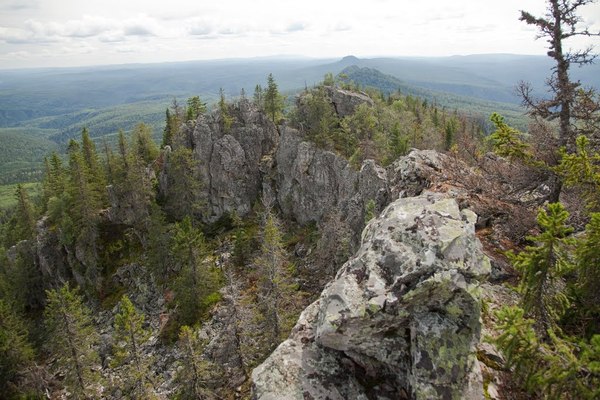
[324,86,374,118]
[252,193,490,400]
[272,125,388,237]
[177,99,279,222]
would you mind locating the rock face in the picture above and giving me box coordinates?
[178,99,279,222]
[272,126,388,237]
[252,193,490,400]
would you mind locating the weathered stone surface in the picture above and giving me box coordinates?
[273,125,388,239]
[252,193,490,400]
[325,86,374,118]
[173,99,279,222]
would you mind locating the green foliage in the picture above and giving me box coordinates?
[0,128,59,185]
[131,123,159,165]
[0,299,35,397]
[264,74,285,123]
[186,96,206,122]
[13,184,37,242]
[254,210,300,344]
[494,305,600,399]
[112,295,157,399]
[574,213,600,335]
[172,217,222,326]
[558,135,600,210]
[509,203,574,330]
[162,147,202,221]
[175,325,221,399]
[364,199,376,224]
[489,113,535,163]
[218,88,234,133]
[44,284,101,398]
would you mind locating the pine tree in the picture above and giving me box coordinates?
[14,184,36,241]
[145,202,173,282]
[253,210,300,347]
[253,84,263,109]
[44,284,101,399]
[186,96,206,122]
[509,203,574,332]
[162,147,202,220]
[112,295,157,399]
[131,123,159,165]
[81,128,107,206]
[175,325,221,399]
[172,217,221,326]
[518,0,600,201]
[264,74,284,123]
[162,108,174,147]
[219,88,234,133]
[66,139,101,287]
[0,299,35,397]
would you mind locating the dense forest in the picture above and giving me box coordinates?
[1,0,600,399]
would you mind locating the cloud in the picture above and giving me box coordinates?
[333,23,352,32]
[285,22,307,33]
[187,19,213,36]
[0,0,38,11]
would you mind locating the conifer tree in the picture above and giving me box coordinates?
[81,128,108,206]
[131,123,159,165]
[509,203,574,332]
[0,299,35,397]
[163,147,202,220]
[14,184,36,241]
[186,96,206,122]
[172,217,221,326]
[175,325,221,399]
[162,108,174,147]
[145,202,173,282]
[66,139,100,286]
[44,284,101,399]
[112,295,157,399]
[253,209,300,348]
[253,84,263,109]
[264,74,284,123]
[219,88,234,133]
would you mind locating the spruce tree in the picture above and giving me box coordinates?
[44,284,101,399]
[163,147,202,220]
[66,139,100,287]
[172,217,221,326]
[0,299,35,397]
[509,203,574,332]
[14,184,36,241]
[175,325,220,399]
[219,88,234,133]
[264,74,284,123]
[253,210,300,347]
[112,295,157,399]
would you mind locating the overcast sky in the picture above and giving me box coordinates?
[1,0,599,69]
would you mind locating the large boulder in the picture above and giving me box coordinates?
[252,193,490,400]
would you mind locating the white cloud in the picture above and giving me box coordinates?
[0,0,599,68]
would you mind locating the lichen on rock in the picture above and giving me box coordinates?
[252,193,490,400]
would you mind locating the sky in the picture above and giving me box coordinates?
[0,0,599,69]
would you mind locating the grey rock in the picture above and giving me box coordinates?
[173,100,279,222]
[325,86,374,118]
[252,193,490,400]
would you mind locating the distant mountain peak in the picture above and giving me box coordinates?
[340,55,360,64]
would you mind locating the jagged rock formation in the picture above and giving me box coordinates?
[172,99,279,221]
[270,125,388,236]
[252,193,490,399]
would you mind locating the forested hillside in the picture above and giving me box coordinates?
[1,0,600,397]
